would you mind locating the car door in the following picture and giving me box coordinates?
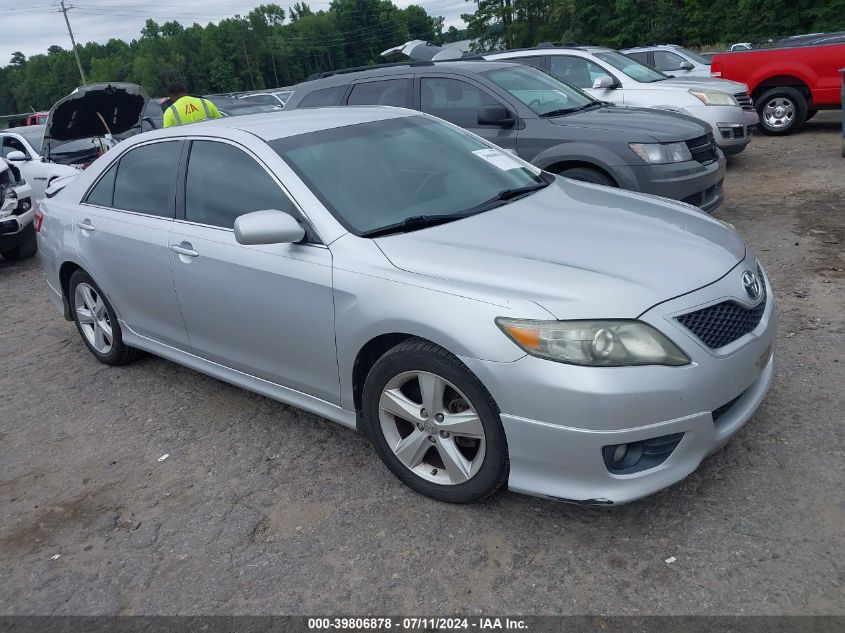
[168,138,338,403]
[548,55,623,104]
[74,139,191,349]
[1,134,52,201]
[418,76,519,152]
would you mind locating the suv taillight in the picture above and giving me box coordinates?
[710,61,722,78]
[34,206,44,232]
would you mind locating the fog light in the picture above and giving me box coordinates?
[602,433,685,474]
[612,444,628,464]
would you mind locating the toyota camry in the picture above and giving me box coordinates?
[36,107,775,504]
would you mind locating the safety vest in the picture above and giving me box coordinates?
[164,96,219,127]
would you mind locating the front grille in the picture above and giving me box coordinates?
[686,132,717,165]
[682,178,723,208]
[734,92,754,111]
[677,266,767,349]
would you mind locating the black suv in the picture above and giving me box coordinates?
[284,60,726,212]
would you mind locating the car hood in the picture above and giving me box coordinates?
[43,82,149,157]
[375,179,746,319]
[653,77,749,93]
[549,105,708,142]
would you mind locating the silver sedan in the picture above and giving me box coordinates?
[36,107,775,504]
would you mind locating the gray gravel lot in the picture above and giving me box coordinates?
[1,113,843,616]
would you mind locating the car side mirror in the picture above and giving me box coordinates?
[234,210,305,245]
[477,105,515,127]
[6,150,29,162]
[592,75,616,89]
[679,61,695,70]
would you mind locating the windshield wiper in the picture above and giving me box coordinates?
[539,102,602,117]
[360,214,463,238]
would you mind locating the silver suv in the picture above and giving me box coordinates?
[621,44,713,78]
[485,45,759,155]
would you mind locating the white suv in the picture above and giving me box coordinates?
[0,158,37,260]
[485,46,759,156]
[621,44,712,78]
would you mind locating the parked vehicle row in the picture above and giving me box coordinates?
[36,107,775,504]
[286,60,727,212]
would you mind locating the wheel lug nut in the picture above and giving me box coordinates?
[416,422,424,431]
[435,413,444,422]
[420,408,428,419]
[427,436,436,443]
[431,468,438,475]
[439,430,449,439]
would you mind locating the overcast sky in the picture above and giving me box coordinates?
[0,0,470,65]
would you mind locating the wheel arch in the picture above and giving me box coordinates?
[59,260,83,320]
[544,160,618,186]
[351,332,419,428]
[751,75,812,103]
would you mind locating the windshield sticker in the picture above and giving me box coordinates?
[472,148,522,171]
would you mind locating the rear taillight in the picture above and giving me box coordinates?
[34,207,44,232]
[710,61,722,78]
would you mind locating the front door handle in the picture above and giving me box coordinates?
[77,220,95,231]
[170,243,199,258]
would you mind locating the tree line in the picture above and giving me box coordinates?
[462,0,845,52]
[0,0,455,116]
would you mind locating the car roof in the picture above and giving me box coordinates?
[131,106,417,143]
[487,46,612,56]
[300,59,522,85]
[621,44,684,52]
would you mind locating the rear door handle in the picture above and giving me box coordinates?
[77,220,95,231]
[170,243,199,258]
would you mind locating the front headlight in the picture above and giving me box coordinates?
[629,141,692,164]
[495,318,690,367]
[689,90,738,106]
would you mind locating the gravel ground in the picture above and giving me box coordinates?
[1,112,843,616]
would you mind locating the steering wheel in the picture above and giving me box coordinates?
[413,171,449,200]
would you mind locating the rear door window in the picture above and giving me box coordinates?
[347,79,412,107]
[85,163,118,207]
[298,86,346,108]
[112,141,181,218]
[420,77,502,127]
[625,51,651,66]
[548,56,608,89]
[653,50,686,71]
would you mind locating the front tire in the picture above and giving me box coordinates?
[757,87,807,135]
[0,223,37,260]
[69,270,141,365]
[362,338,509,503]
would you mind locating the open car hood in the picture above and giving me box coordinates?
[43,83,149,159]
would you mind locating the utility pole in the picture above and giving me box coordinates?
[59,0,87,85]
[234,15,256,90]
[268,37,279,88]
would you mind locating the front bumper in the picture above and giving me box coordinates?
[0,202,35,250]
[626,152,726,213]
[461,257,776,504]
[683,104,754,154]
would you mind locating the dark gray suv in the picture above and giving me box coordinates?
[284,61,727,212]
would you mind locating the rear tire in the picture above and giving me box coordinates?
[756,87,807,135]
[559,166,615,186]
[69,269,141,366]
[0,223,37,260]
[362,338,509,503]
[805,109,818,121]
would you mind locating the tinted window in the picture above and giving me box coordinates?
[653,50,685,71]
[625,52,650,65]
[483,65,595,115]
[594,51,667,83]
[347,79,411,107]
[298,86,346,108]
[1,136,28,158]
[243,94,280,106]
[512,55,545,69]
[548,56,609,89]
[112,141,180,217]
[272,116,544,236]
[185,140,295,229]
[420,78,501,127]
[85,163,118,207]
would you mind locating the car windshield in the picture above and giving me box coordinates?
[271,115,545,236]
[482,65,597,115]
[594,51,669,83]
[18,127,44,150]
[675,47,712,65]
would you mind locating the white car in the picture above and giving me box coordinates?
[0,158,37,260]
[484,45,760,156]
[0,125,79,204]
[621,45,713,78]
[238,90,293,108]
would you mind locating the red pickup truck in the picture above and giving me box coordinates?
[711,43,845,135]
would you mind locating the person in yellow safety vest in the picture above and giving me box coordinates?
[162,81,222,128]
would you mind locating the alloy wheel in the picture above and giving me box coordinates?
[378,370,486,485]
[762,97,795,130]
[74,282,113,354]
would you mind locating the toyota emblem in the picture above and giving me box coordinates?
[742,270,762,301]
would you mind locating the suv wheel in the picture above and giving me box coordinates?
[757,87,807,135]
[69,269,141,365]
[362,338,509,503]
[559,166,615,187]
